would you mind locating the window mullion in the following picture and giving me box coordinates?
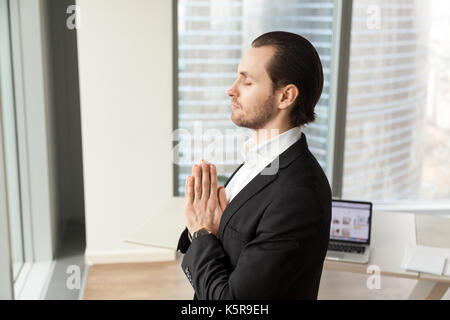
[0,108,14,300]
[326,0,353,198]
[0,0,15,300]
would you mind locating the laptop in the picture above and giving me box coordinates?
[325,199,372,264]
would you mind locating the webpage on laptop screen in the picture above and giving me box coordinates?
[330,202,371,243]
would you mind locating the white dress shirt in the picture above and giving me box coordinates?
[225,126,303,204]
[187,126,303,242]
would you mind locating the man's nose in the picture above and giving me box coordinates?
[227,81,239,97]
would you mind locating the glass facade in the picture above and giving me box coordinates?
[343,0,450,201]
[176,0,450,201]
[176,0,335,195]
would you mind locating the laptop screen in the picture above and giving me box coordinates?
[330,200,372,244]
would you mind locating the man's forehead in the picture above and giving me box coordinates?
[238,46,275,78]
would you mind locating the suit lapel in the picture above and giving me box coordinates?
[224,162,244,188]
[219,172,278,240]
[218,133,309,240]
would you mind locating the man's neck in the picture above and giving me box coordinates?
[252,123,295,148]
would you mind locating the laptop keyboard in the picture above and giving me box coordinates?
[328,242,366,254]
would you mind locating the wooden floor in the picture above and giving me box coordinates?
[82,255,449,300]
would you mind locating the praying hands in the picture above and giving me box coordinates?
[183,160,228,237]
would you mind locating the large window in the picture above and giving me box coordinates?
[175,0,450,205]
[0,0,24,282]
[342,0,450,201]
[176,0,335,195]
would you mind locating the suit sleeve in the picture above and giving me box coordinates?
[181,187,327,300]
[176,227,192,254]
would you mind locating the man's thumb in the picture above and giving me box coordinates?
[218,186,227,211]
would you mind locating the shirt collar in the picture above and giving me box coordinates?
[241,126,303,167]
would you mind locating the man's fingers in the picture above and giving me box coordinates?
[201,161,210,200]
[209,164,218,200]
[194,165,202,199]
[185,176,194,205]
[218,186,227,212]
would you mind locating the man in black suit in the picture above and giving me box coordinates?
[177,31,332,300]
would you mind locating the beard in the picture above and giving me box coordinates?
[231,93,277,130]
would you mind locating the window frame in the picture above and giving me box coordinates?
[172,0,180,197]
[0,0,17,299]
[335,0,450,212]
[0,107,14,300]
[172,0,450,214]
[0,53,15,298]
[1,0,57,299]
[326,0,353,198]
[174,0,450,212]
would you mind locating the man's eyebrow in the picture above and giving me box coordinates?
[238,71,254,79]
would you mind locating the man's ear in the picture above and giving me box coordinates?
[278,84,299,110]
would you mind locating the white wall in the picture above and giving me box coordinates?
[77,0,180,264]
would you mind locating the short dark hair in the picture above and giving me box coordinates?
[252,31,324,126]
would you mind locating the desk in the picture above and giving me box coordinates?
[323,211,450,300]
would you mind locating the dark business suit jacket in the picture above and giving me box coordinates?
[177,133,332,300]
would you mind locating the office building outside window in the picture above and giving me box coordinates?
[342,0,450,201]
[176,0,335,196]
[176,0,450,203]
